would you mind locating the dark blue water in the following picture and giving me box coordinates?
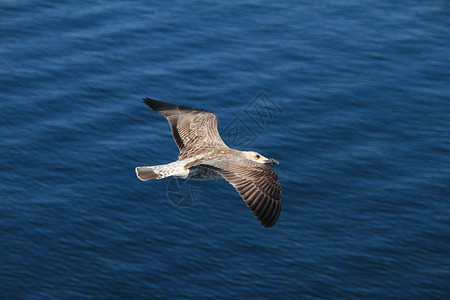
[1,1,449,299]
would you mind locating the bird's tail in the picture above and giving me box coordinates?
[136,161,189,181]
[135,166,161,181]
[136,162,187,181]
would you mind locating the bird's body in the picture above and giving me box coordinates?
[135,98,282,227]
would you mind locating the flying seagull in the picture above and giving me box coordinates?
[135,98,282,227]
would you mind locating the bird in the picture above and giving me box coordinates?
[135,98,282,227]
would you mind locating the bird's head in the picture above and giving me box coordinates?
[242,151,279,165]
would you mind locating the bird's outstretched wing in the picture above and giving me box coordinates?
[143,98,228,159]
[197,156,282,227]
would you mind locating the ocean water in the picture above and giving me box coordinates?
[1,1,449,299]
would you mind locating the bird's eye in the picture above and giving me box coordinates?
[256,154,260,159]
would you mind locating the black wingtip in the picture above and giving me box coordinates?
[141,97,208,114]
[142,97,175,112]
[142,97,160,106]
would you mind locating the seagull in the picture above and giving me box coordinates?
[135,98,282,227]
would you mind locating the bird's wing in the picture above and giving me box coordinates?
[143,98,227,159]
[197,156,282,227]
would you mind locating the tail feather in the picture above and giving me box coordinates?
[135,167,159,181]
[136,162,188,181]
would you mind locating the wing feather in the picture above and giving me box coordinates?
[142,98,227,159]
[198,156,282,227]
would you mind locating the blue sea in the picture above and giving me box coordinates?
[1,1,449,299]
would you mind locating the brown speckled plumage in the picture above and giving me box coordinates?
[136,98,282,228]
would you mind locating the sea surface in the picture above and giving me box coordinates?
[1,1,449,299]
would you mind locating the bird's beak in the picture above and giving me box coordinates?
[266,158,279,165]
